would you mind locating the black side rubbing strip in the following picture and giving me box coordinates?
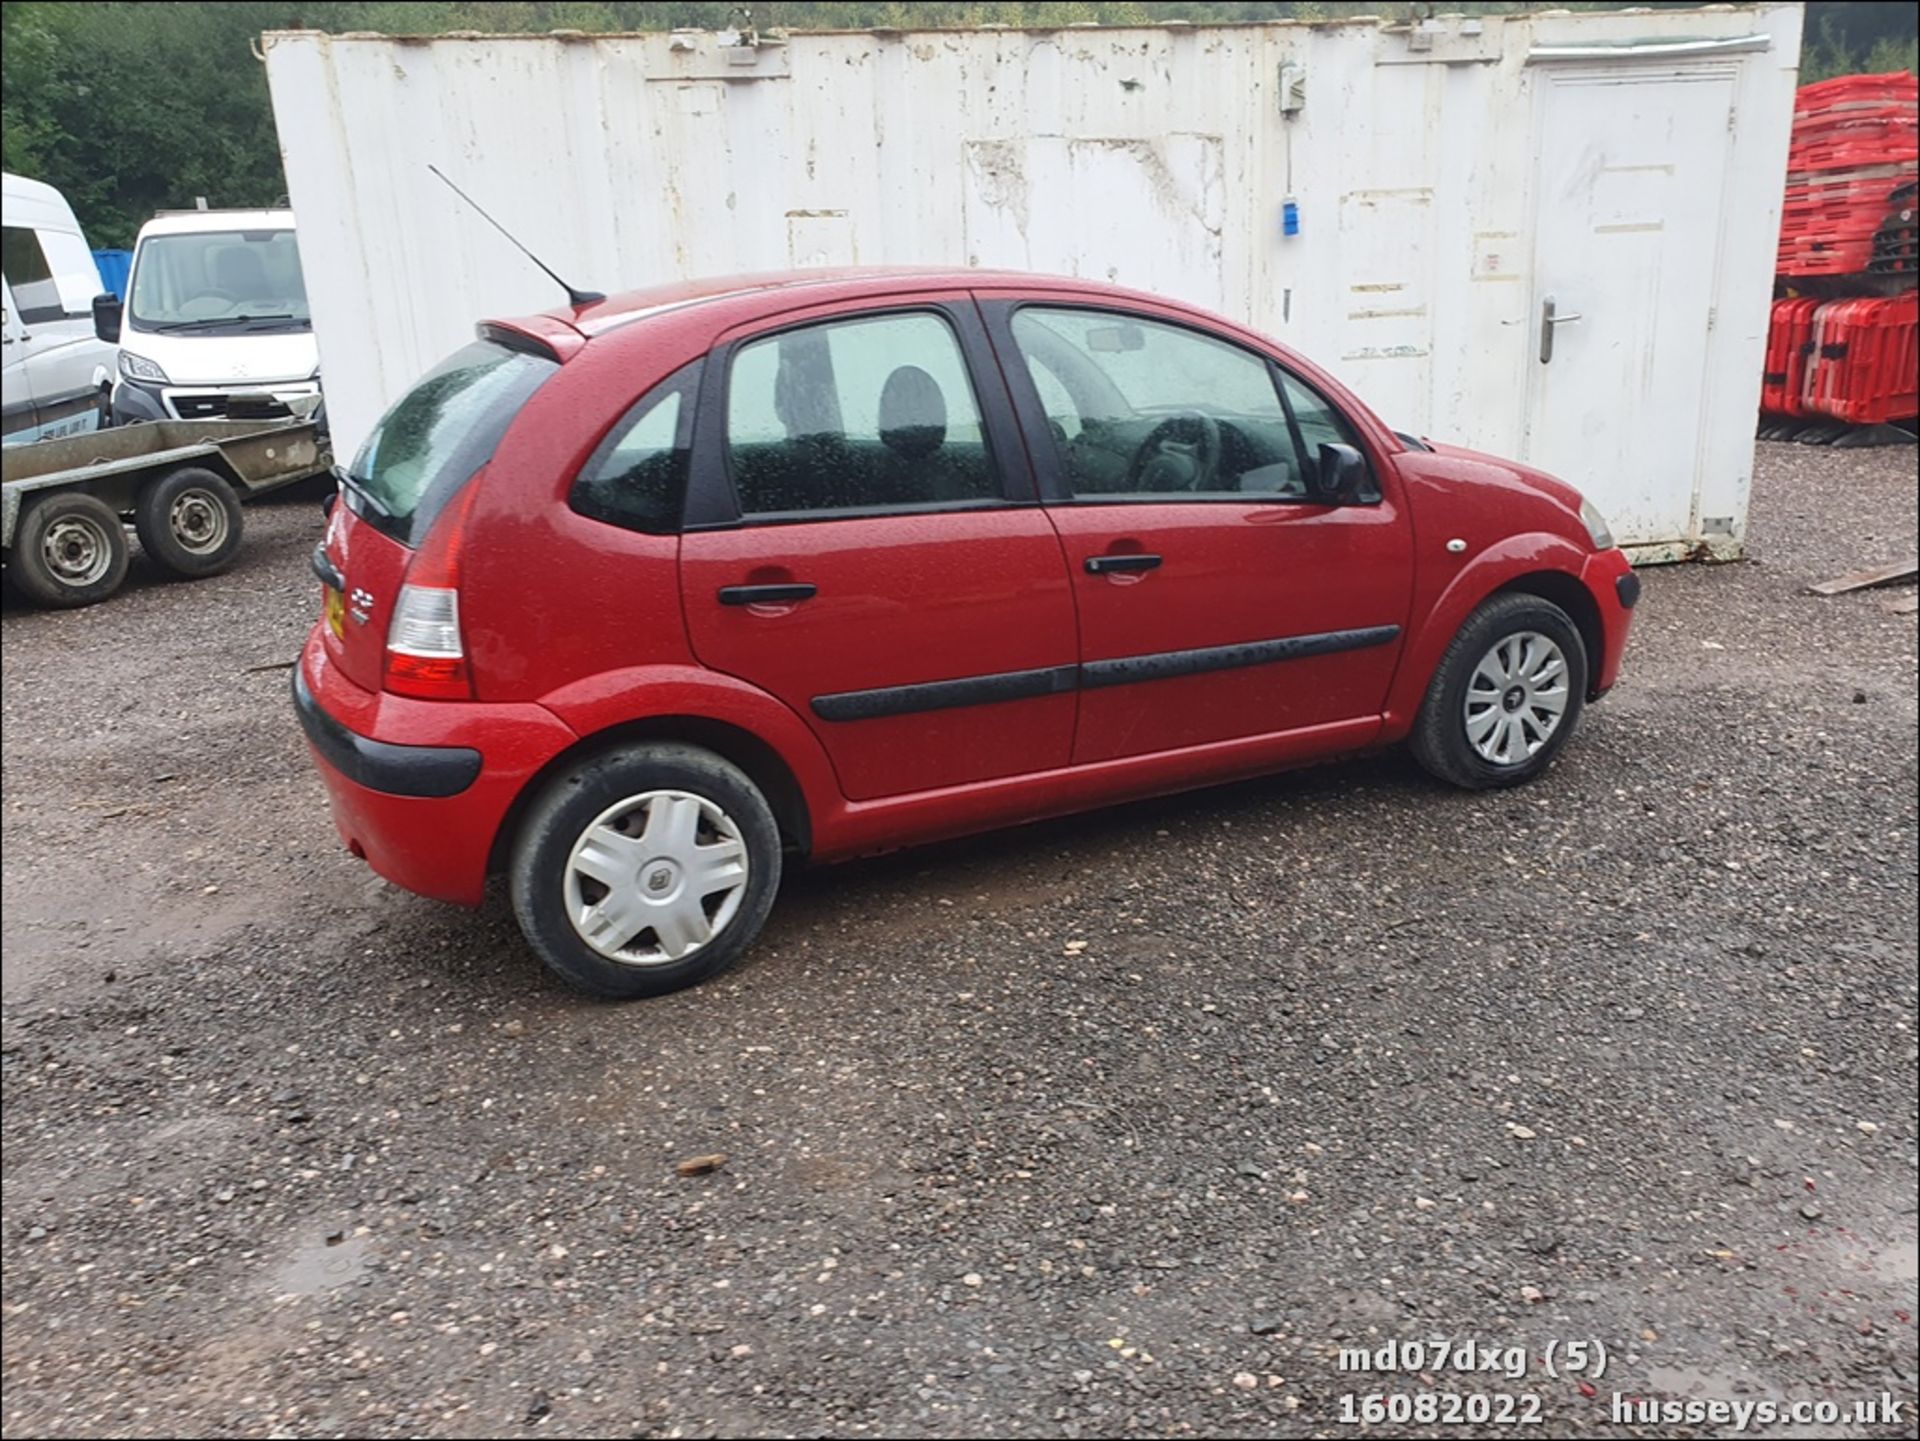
[1079,625,1401,689]
[1615,572,1642,610]
[811,664,1078,722]
[808,626,1402,721]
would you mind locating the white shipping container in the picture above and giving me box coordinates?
[264,5,1802,559]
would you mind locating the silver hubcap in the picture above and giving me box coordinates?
[41,516,113,586]
[563,790,750,966]
[169,490,229,555]
[1464,631,1569,765]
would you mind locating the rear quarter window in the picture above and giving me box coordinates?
[568,361,700,535]
[348,340,557,544]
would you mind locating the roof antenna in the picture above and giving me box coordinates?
[428,163,604,306]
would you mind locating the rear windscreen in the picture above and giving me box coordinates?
[347,340,558,544]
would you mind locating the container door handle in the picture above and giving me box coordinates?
[1539,295,1582,364]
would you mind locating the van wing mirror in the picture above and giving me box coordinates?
[1315,442,1375,505]
[92,293,123,344]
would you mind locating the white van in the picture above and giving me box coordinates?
[96,208,320,426]
[2,172,117,443]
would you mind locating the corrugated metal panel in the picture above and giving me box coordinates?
[263,6,1802,556]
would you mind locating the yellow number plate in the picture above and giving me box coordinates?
[324,584,345,638]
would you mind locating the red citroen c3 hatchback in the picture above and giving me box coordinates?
[297,269,1637,998]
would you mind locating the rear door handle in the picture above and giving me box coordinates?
[1086,553,1162,575]
[718,582,817,606]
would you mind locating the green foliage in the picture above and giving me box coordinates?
[3,1,1915,248]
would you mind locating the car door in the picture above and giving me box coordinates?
[980,296,1414,766]
[677,297,1079,802]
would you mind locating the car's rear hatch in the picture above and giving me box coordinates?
[316,337,559,694]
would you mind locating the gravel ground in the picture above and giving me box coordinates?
[3,442,1916,1439]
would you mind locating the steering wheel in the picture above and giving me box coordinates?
[1124,413,1223,493]
[177,290,245,319]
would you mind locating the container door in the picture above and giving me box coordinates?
[1523,65,1736,544]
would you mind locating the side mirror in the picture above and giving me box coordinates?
[92,293,123,344]
[321,491,337,518]
[1315,442,1374,505]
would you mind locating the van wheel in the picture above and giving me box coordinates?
[1409,593,1588,790]
[134,467,245,578]
[510,743,783,999]
[9,492,130,608]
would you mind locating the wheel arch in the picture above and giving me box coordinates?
[1496,570,1604,699]
[487,713,814,878]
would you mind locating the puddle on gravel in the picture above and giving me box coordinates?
[272,1231,372,1297]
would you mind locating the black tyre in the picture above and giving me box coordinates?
[8,492,130,609]
[1409,592,1588,790]
[134,466,244,579]
[510,743,783,999]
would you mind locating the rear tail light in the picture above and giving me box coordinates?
[383,483,480,700]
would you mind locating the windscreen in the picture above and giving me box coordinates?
[128,229,310,333]
[345,340,559,545]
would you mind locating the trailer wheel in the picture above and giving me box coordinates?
[134,467,245,579]
[9,492,131,609]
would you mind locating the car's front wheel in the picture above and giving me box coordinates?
[510,743,782,998]
[1410,592,1588,790]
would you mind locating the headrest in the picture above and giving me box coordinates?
[878,365,947,460]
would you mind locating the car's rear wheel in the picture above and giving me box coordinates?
[1410,592,1588,790]
[8,492,131,609]
[510,743,782,999]
[134,466,245,578]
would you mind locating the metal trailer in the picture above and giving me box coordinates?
[1,416,330,609]
[265,5,1803,562]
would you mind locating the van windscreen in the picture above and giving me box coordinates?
[128,230,310,332]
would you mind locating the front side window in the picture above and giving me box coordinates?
[1276,369,1376,501]
[725,311,1000,517]
[128,229,310,334]
[1010,307,1307,500]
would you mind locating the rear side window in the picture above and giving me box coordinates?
[569,362,699,534]
[724,311,1001,518]
[348,340,557,544]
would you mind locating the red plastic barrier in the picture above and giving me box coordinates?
[1799,293,1919,425]
[1761,298,1821,417]
[1777,73,1920,278]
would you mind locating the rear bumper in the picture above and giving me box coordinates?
[1581,547,1638,699]
[294,627,577,904]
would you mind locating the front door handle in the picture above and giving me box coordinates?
[1538,295,1583,364]
[1086,553,1162,575]
[718,582,817,606]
